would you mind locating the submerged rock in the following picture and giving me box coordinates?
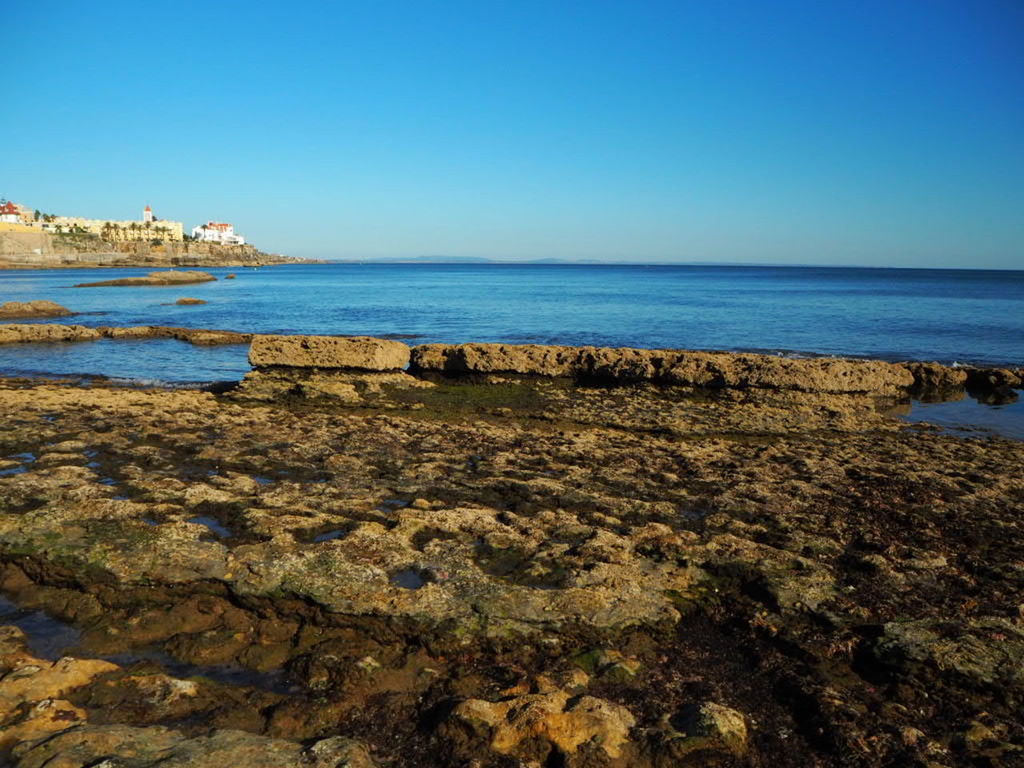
[175,297,207,305]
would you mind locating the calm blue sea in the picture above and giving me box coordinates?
[1,263,1022,384]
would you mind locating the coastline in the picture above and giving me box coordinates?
[0,255,322,270]
[0,229,319,269]
[1,333,1022,765]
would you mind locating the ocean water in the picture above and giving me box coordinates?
[0,263,1022,384]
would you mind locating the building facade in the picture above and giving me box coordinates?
[191,221,246,245]
[43,205,184,241]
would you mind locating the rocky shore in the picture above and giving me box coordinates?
[0,231,318,269]
[0,336,1022,767]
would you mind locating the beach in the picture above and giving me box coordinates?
[0,329,1022,766]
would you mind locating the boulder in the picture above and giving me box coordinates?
[0,300,72,319]
[411,343,914,394]
[175,297,207,305]
[249,335,411,371]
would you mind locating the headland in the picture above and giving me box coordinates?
[0,200,317,269]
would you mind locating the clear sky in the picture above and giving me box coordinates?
[2,1,1022,267]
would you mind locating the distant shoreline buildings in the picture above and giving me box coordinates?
[0,200,248,246]
[192,221,245,245]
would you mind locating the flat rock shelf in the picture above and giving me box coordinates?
[0,336,1022,767]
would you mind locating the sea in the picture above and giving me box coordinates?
[1,263,1023,437]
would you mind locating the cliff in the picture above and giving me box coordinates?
[0,230,315,268]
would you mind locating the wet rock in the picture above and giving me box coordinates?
[2,699,89,754]
[100,326,251,346]
[249,334,411,371]
[0,656,118,701]
[0,300,72,319]
[572,649,640,682]
[965,367,1023,391]
[235,368,429,403]
[447,689,636,764]
[175,297,207,305]
[905,361,968,400]
[306,736,379,767]
[662,701,749,759]
[872,617,1024,687]
[1,368,1024,766]
[12,724,377,768]
[74,270,217,287]
[0,628,116,754]
[411,342,914,394]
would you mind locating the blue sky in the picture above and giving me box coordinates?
[2,1,1022,267]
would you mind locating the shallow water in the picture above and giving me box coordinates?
[1,264,1022,383]
[2,263,1022,438]
[0,595,81,659]
[0,594,293,692]
[187,515,233,539]
[900,397,1024,440]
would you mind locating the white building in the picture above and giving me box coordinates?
[191,221,246,245]
[0,202,21,224]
